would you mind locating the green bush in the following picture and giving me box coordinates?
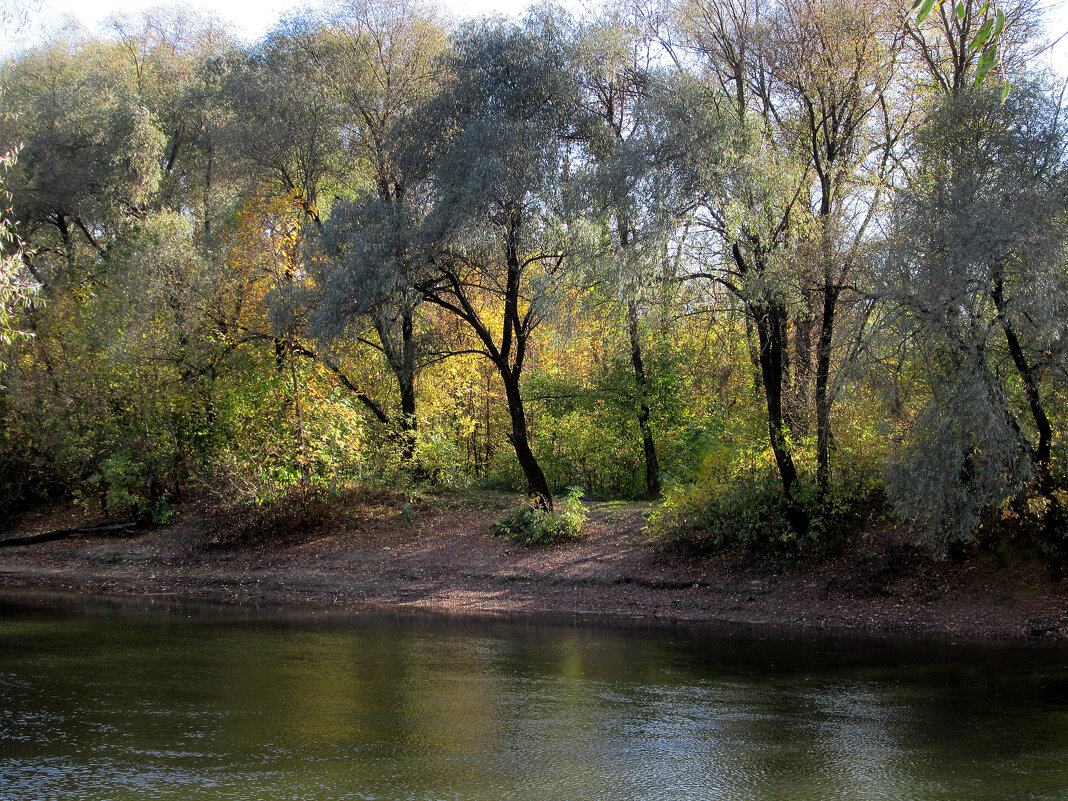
[88,448,174,525]
[647,433,882,557]
[491,488,587,546]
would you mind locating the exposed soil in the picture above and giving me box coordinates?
[2,490,1067,640]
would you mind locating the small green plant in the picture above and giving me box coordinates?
[491,488,587,546]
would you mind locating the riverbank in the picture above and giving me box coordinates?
[2,491,1066,640]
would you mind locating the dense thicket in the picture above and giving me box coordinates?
[1,0,1066,562]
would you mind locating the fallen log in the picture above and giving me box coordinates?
[0,521,137,548]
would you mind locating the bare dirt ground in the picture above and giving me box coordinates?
[2,491,1067,640]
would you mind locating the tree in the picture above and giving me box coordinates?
[574,7,672,498]
[908,0,1040,97]
[107,6,231,227]
[217,27,345,228]
[0,95,34,358]
[410,13,587,508]
[0,3,39,360]
[3,36,165,280]
[302,0,449,460]
[774,0,901,495]
[665,0,812,520]
[882,81,1068,553]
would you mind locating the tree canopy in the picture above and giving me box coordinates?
[2,0,1067,564]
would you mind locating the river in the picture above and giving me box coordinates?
[1,594,1067,800]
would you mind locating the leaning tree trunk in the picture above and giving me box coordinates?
[501,368,552,510]
[991,271,1064,573]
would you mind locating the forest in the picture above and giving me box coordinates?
[1,0,1067,570]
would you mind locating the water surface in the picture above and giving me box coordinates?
[1,595,1067,800]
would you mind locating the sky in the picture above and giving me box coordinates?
[3,0,1067,77]
[2,0,581,48]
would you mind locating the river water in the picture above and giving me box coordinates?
[1,595,1067,800]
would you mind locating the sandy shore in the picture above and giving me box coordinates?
[2,495,1067,640]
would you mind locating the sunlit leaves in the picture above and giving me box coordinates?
[911,0,1009,92]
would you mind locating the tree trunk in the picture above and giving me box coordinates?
[501,368,552,510]
[744,316,762,396]
[991,274,1053,486]
[815,282,839,496]
[398,377,418,464]
[397,305,418,465]
[732,242,804,531]
[289,345,308,487]
[790,304,814,435]
[754,302,799,501]
[627,301,660,498]
[991,273,1064,572]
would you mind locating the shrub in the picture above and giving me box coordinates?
[88,448,175,525]
[210,482,344,547]
[647,434,882,557]
[491,488,587,546]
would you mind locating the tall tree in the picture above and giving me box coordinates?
[666,0,811,519]
[575,7,671,497]
[774,0,901,494]
[0,0,37,358]
[411,13,587,508]
[107,6,231,227]
[883,82,1068,553]
[4,37,165,281]
[303,0,449,458]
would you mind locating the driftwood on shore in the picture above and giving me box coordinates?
[0,522,137,548]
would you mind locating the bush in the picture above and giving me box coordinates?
[649,472,796,553]
[87,447,175,525]
[491,488,587,546]
[647,435,882,557]
[210,482,345,547]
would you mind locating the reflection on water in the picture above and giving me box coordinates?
[1,595,1067,800]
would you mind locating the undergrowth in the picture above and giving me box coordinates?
[647,438,882,559]
[210,482,348,547]
[491,488,587,546]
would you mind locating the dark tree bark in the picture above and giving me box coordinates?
[989,268,1064,572]
[990,272,1053,485]
[790,305,813,435]
[753,300,799,501]
[627,301,661,498]
[419,213,555,510]
[815,282,840,495]
[502,369,552,506]
[732,244,801,509]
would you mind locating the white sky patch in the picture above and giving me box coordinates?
[2,0,588,51]
[2,0,1066,76]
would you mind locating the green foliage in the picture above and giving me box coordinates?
[648,420,885,556]
[491,488,587,547]
[0,107,34,360]
[911,0,1008,90]
[88,448,174,525]
[881,83,1068,552]
[0,0,1064,576]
